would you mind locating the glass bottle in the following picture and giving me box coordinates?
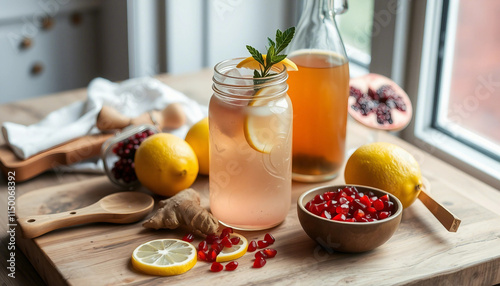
[209,58,293,230]
[286,0,350,182]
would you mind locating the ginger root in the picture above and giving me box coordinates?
[142,188,219,236]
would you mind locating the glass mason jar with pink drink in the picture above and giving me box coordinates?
[209,58,293,230]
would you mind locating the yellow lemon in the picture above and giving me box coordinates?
[237,55,298,71]
[344,142,423,208]
[185,117,209,175]
[131,239,197,276]
[216,233,248,262]
[134,133,198,197]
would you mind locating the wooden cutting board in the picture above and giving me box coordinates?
[15,175,500,286]
[0,134,112,182]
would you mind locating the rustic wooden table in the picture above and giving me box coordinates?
[1,70,499,286]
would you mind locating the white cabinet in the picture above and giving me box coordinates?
[0,0,128,103]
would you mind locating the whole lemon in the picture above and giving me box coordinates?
[134,133,199,197]
[344,142,422,208]
[185,117,209,175]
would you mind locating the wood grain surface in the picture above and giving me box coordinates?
[1,70,500,286]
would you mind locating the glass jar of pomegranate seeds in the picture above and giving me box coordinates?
[101,124,159,189]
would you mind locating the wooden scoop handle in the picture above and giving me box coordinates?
[18,203,108,239]
[418,186,461,232]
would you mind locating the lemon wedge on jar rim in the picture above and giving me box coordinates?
[236,54,298,71]
[243,85,292,154]
[131,239,197,276]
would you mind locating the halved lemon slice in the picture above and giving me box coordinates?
[237,55,298,71]
[216,233,248,262]
[131,239,197,276]
[244,86,291,153]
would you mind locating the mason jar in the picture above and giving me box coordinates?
[209,58,293,230]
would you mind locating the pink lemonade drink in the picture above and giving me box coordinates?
[209,58,292,230]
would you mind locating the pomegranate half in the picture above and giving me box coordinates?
[348,73,412,131]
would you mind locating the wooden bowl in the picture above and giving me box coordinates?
[297,185,403,253]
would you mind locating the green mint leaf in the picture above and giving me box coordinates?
[246,45,264,66]
[273,54,287,64]
[275,27,295,54]
[254,70,261,78]
[264,44,276,76]
[267,37,276,49]
[276,29,283,46]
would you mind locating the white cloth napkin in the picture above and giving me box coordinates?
[1,77,207,172]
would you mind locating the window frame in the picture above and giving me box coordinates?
[393,0,500,189]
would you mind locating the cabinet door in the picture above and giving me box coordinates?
[0,9,100,103]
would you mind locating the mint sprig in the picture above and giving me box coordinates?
[245,27,295,78]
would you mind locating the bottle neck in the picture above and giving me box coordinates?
[301,0,335,23]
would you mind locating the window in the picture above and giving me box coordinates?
[337,0,374,69]
[401,0,500,188]
[434,0,500,161]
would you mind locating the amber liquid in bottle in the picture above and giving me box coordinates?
[287,50,350,180]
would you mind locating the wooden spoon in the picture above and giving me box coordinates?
[18,192,154,239]
[418,177,461,232]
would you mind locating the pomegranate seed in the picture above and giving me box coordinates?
[359,195,371,207]
[384,201,395,212]
[354,209,365,221]
[305,201,312,211]
[220,227,233,238]
[265,234,275,243]
[366,206,377,215]
[198,241,208,252]
[198,250,207,261]
[321,210,332,219]
[333,213,346,221]
[225,261,238,271]
[253,257,266,268]
[263,248,277,258]
[206,234,218,244]
[248,240,257,252]
[207,249,218,262]
[230,237,240,245]
[221,236,232,248]
[380,194,389,202]
[257,240,269,248]
[255,250,268,259]
[379,211,390,219]
[210,262,223,272]
[336,204,349,215]
[312,194,324,204]
[373,199,385,211]
[211,242,223,254]
[182,233,195,242]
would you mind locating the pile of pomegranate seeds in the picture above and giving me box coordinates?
[194,228,277,272]
[196,227,236,263]
[305,186,395,222]
[350,85,407,125]
[111,130,155,183]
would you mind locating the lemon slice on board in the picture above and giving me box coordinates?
[237,55,298,71]
[131,239,197,276]
[216,233,248,262]
[244,86,291,154]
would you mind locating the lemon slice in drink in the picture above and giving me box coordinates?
[131,239,197,276]
[216,233,248,262]
[244,86,291,153]
[237,55,298,71]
